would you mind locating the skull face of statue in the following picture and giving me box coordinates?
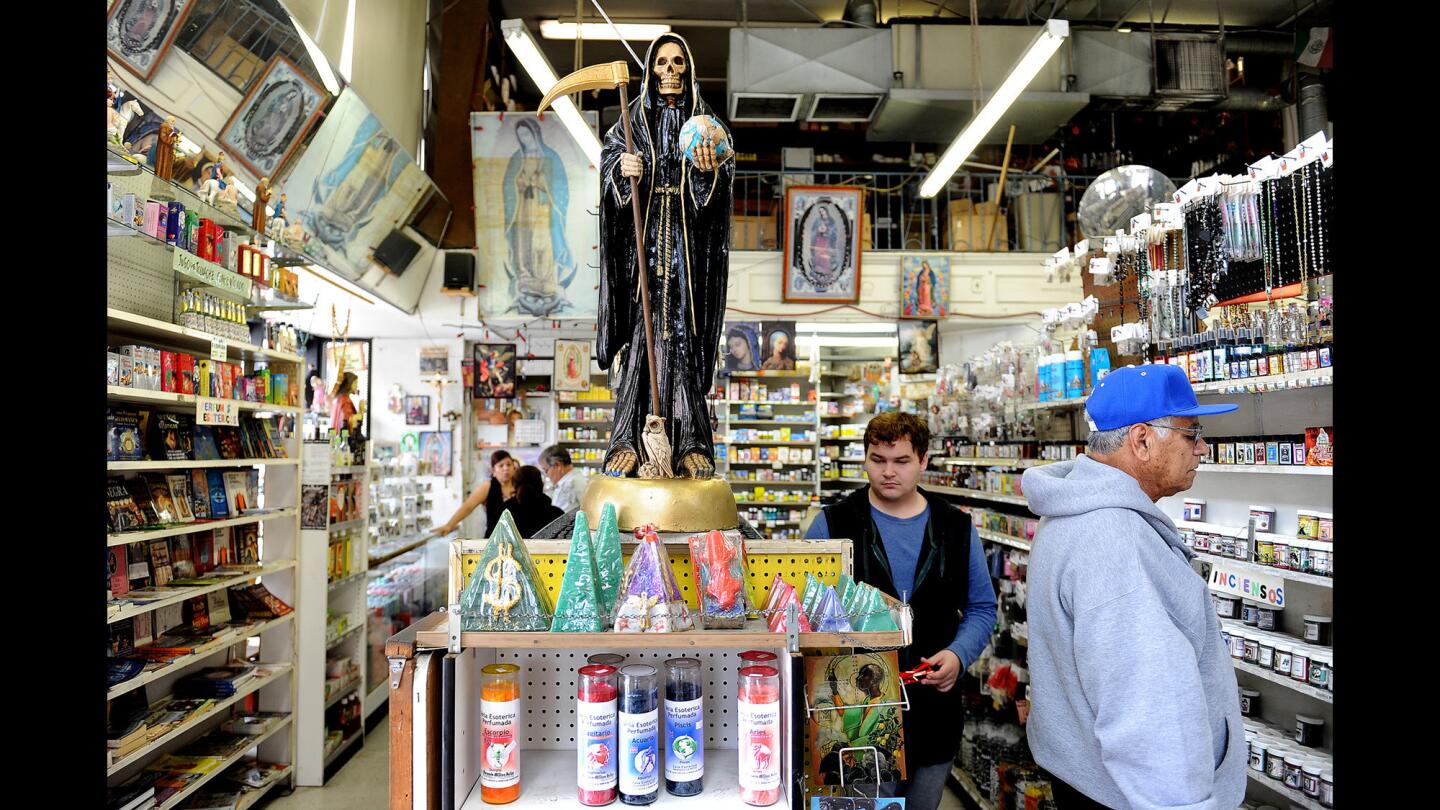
[654,42,686,96]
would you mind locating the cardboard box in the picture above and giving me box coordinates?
[731,214,778,250]
[948,199,1009,251]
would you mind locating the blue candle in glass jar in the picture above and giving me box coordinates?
[664,658,704,796]
[619,665,660,805]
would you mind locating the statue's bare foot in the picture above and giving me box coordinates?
[605,448,639,476]
[679,452,714,479]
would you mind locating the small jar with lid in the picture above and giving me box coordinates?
[1282,753,1305,789]
[1255,535,1276,566]
[1239,688,1260,717]
[1242,634,1260,664]
[1248,740,1268,773]
[1317,512,1333,542]
[1214,594,1240,620]
[1271,539,1291,569]
[1301,762,1323,798]
[1290,646,1311,682]
[1248,505,1276,532]
[1272,643,1293,675]
[1295,715,1325,748]
[1233,532,1251,560]
[1254,605,1279,632]
[1265,747,1288,781]
[1229,630,1247,660]
[1319,770,1334,807]
[1310,544,1331,576]
[1256,639,1275,669]
[1296,510,1321,539]
[1303,614,1333,646]
[1241,601,1259,627]
[1308,651,1332,690]
[1183,498,1206,522]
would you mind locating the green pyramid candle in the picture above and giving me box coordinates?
[551,511,604,632]
[458,510,554,631]
[593,502,624,618]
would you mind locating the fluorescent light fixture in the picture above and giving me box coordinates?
[501,19,602,165]
[340,0,356,82]
[288,11,342,95]
[300,263,381,308]
[919,19,1069,198]
[796,322,897,334]
[1117,26,1133,33]
[540,20,671,40]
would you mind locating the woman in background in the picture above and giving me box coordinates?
[435,450,519,538]
[330,372,360,433]
[504,465,564,537]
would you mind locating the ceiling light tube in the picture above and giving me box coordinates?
[501,19,603,164]
[288,12,342,95]
[795,321,898,334]
[919,19,1069,199]
[795,335,899,349]
[299,263,380,308]
[540,20,671,40]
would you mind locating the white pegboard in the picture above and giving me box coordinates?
[490,647,785,751]
[107,230,178,323]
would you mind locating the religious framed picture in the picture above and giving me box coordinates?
[804,652,907,791]
[107,0,196,82]
[404,395,431,425]
[419,431,453,476]
[721,321,762,374]
[783,186,864,304]
[898,320,940,374]
[900,255,949,318]
[218,55,328,182]
[471,112,601,317]
[473,343,517,399]
[553,340,592,392]
[758,321,798,371]
[419,346,450,376]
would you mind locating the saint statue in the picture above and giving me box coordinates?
[597,35,734,478]
[155,116,179,182]
[253,177,272,234]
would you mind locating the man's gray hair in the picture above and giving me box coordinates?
[538,445,572,467]
[1086,417,1175,455]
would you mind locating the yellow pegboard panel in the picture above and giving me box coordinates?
[458,550,844,611]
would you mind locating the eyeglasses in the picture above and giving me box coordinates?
[1144,421,1205,445]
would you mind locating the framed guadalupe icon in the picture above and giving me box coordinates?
[783,186,864,303]
[553,340,591,392]
[217,56,328,181]
[107,0,196,81]
[900,255,949,318]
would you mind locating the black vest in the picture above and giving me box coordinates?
[822,485,976,766]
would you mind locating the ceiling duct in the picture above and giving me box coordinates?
[1153,34,1227,102]
[727,27,891,122]
[844,0,878,28]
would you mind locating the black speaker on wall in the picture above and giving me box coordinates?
[373,229,421,275]
[441,251,476,297]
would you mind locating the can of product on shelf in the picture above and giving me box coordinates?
[1257,640,1274,669]
[1290,648,1310,682]
[1317,512,1333,542]
[480,663,521,804]
[1213,594,1240,620]
[1283,753,1305,789]
[1302,762,1323,798]
[1255,606,1279,632]
[1320,771,1334,806]
[1183,498,1206,522]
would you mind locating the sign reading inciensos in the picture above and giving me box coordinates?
[196,397,240,426]
[1208,565,1285,608]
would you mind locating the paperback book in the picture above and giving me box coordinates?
[166,474,195,523]
[189,470,212,519]
[107,477,145,533]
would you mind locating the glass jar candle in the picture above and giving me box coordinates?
[1257,640,1275,669]
[1302,763,1323,798]
[1229,630,1247,659]
[1311,545,1331,576]
[618,665,660,805]
[1255,606,1279,632]
[1241,601,1258,626]
[1256,536,1276,566]
[1271,541,1290,569]
[1288,541,1310,572]
[1233,534,1251,560]
[1248,740,1267,772]
[1214,595,1240,620]
[577,665,620,806]
[1242,635,1260,665]
[737,665,781,806]
[480,663,522,805]
[663,658,704,796]
[1308,651,1332,690]
[589,653,628,668]
[1317,512,1333,542]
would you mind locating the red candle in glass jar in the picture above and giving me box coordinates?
[577,664,620,806]
[737,665,781,806]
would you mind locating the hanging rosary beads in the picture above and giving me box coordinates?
[1184,196,1225,311]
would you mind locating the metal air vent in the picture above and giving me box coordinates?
[1153,34,1226,101]
[806,93,884,122]
[730,93,804,122]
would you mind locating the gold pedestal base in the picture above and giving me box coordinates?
[580,475,739,532]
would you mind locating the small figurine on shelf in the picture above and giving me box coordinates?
[218,175,240,206]
[200,153,229,204]
[252,176,273,234]
[686,530,751,629]
[271,193,288,229]
[155,116,180,182]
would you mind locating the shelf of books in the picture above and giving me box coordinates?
[298,440,371,784]
[106,232,302,805]
[554,378,617,479]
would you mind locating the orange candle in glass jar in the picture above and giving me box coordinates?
[481,663,522,804]
[737,665,781,806]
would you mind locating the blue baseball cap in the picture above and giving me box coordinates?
[1085,364,1238,431]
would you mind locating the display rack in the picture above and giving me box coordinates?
[712,368,820,539]
[105,191,302,803]
[555,378,618,470]
[297,441,371,784]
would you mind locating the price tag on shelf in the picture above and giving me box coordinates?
[197,397,240,426]
[210,337,228,362]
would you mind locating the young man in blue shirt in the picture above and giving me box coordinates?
[805,411,998,810]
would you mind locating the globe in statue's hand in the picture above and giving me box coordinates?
[680,115,731,166]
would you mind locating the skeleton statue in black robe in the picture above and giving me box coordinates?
[598,34,734,478]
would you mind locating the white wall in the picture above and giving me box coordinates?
[369,337,467,527]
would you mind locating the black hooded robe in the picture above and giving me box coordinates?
[597,34,734,474]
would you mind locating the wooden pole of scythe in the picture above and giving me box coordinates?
[616,81,663,418]
[985,124,1018,252]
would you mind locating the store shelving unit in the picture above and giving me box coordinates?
[105,213,302,799]
[297,441,370,784]
[949,765,995,810]
[712,369,822,539]
[554,377,618,473]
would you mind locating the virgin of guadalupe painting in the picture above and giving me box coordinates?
[472,112,600,317]
[107,0,195,81]
[721,322,761,374]
[900,255,949,318]
[219,56,327,181]
[783,186,864,303]
[553,340,591,392]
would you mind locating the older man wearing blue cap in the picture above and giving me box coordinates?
[1020,364,1246,810]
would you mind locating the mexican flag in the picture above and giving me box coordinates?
[1295,28,1333,69]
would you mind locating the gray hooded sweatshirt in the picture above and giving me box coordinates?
[1020,455,1246,810]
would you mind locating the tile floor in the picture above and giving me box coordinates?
[253,724,967,810]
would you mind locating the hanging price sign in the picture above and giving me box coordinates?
[210,338,228,362]
[196,397,240,426]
